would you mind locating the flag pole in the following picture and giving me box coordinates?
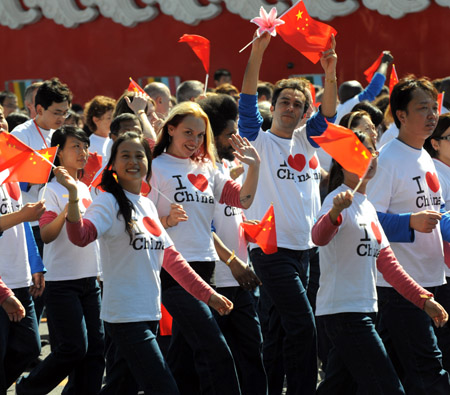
[239,36,258,53]
[152,185,174,204]
[204,74,209,96]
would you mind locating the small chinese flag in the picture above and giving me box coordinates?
[389,64,398,95]
[80,152,102,187]
[242,204,277,254]
[311,122,371,179]
[179,34,210,74]
[128,78,148,96]
[277,0,337,64]
[438,92,445,114]
[0,133,56,184]
[363,52,383,83]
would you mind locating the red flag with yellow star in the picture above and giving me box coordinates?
[311,122,371,179]
[277,0,337,64]
[242,204,277,254]
[128,77,147,96]
[389,64,399,95]
[0,133,56,184]
[80,152,102,187]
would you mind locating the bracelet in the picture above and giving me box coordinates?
[325,76,337,83]
[225,250,235,266]
[165,216,173,228]
[137,110,145,116]
[68,198,79,204]
[420,294,433,299]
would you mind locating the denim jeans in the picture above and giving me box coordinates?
[162,284,241,395]
[434,278,450,374]
[214,286,267,395]
[250,247,317,395]
[0,287,40,393]
[377,286,450,394]
[16,277,105,395]
[100,321,179,395]
[317,312,404,394]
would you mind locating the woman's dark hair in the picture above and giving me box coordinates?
[327,130,372,194]
[100,132,152,241]
[49,125,89,181]
[424,113,450,158]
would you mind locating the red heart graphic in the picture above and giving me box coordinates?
[82,198,92,209]
[187,174,208,192]
[309,155,319,170]
[4,183,20,201]
[287,154,306,172]
[426,172,440,193]
[371,222,382,244]
[143,217,162,237]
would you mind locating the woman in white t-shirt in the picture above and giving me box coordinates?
[150,101,260,394]
[48,131,232,395]
[16,126,104,395]
[424,113,450,373]
[312,129,448,394]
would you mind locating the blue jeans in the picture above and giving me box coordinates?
[377,286,450,394]
[214,286,267,395]
[100,321,179,395]
[162,284,241,395]
[317,312,404,394]
[16,277,105,395]
[434,278,450,374]
[250,247,317,395]
[0,287,40,392]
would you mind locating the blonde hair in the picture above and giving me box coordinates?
[153,101,218,167]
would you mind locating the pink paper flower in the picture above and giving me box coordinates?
[251,6,285,37]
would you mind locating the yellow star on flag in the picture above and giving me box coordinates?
[41,150,53,161]
[296,10,303,20]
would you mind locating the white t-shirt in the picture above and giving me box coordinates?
[89,134,112,164]
[0,183,31,289]
[84,190,172,323]
[242,127,320,251]
[213,161,247,288]
[150,154,228,262]
[316,185,389,315]
[39,179,100,281]
[11,119,54,224]
[367,138,445,287]
[378,123,399,149]
[335,96,360,125]
[433,158,450,277]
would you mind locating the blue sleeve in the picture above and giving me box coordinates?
[358,72,386,102]
[19,182,29,192]
[24,222,46,274]
[211,220,216,233]
[306,106,337,148]
[238,93,263,142]
[440,206,450,242]
[376,211,415,243]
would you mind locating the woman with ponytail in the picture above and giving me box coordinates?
[312,123,448,394]
[16,126,104,395]
[48,131,232,394]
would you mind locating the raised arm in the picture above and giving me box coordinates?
[319,34,338,118]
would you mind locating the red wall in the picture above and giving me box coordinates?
[1,2,449,105]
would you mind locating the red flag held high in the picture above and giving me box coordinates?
[0,133,56,184]
[311,122,371,179]
[277,0,337,64]
[242,205,277,254]
[389,64,398,95]
[128,78,148,97]
[80,152,102,187]
[179,34,210,74]
[438,92,444,114]
[363,52,383,83]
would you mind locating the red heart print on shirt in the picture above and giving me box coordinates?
[309,155,319,170]
[82,198,92,209]
[143,217,162,237]
[426,172,440,193]
[371,222,382,244]
[188,174,208,192]
[4,183,20,201]
[287,154,306,172]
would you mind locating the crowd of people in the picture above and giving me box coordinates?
[2,30,450,394]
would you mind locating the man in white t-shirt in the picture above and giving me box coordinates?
[238,32,337,395]
[367,77,450,392]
